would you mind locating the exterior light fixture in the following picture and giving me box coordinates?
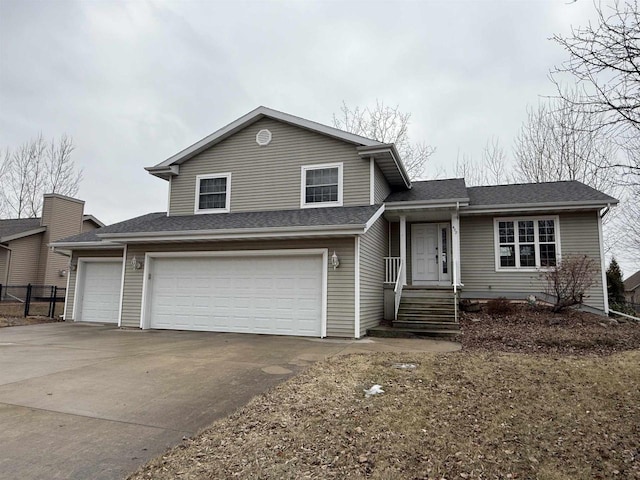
[331,251,340,270]
[59,269,67,277]
[131,256,143,270]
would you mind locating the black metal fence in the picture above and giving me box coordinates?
[0,284,66,318]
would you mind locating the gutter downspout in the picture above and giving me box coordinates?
[598,204,611,314]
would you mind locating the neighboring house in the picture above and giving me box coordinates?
[624,271,640,305]
[51,107,618,338]
[0,194,104,289]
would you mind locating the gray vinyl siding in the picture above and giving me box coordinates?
[0,249,8,284]
[65,249,124,321]
[6,234,43,285]
[459,211,605,310]
[373,163,392,204]
[359,217,388,336]
[121,238,357,337]
[169,118,371,215]
[38,196,85,288]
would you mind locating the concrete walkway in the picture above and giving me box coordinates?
[0,322,459,480]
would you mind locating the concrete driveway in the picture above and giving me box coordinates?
[0,322,459,480]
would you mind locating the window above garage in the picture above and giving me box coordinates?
[195,173,231,214]
[301,163,343,208]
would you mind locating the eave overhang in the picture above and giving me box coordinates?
[384,198,470,210]
[0,227,47,243]
[96,224,368,244]
[357,144,411,189]
[460,199,618,216]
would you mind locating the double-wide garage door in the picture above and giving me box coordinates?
[148,254,324,337]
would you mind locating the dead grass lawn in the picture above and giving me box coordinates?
[0,316,62,328]
[129,350,640,480]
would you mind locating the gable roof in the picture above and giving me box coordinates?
[145,106,411,189]
[148,106,381,170]
[52,206,383,246]
[624,271,640,292]
[83,214,105,228]
[385,178,468,204]
[0,218,46,242]
[465,181,618,211]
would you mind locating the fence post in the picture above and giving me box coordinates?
[24,284,32,317]
[50,286,58,319]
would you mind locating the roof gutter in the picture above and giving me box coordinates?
[50,241,125,250]
[384,198,470,210]
[600,203,612,218]
[95,223,368,243]
[357,144,411,189]
[461,200,618,215]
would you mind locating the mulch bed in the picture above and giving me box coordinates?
[460,304,640,356]
[0,316,62,328]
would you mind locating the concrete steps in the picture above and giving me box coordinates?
[389,287,459,337]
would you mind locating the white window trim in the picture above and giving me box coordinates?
[493,215,561,272]
[300,162,343,209]
[194,173,231,214]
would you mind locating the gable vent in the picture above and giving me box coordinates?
[256,129,272,146]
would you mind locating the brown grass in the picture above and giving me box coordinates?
[129,349,640,480]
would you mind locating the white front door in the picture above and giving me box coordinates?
[411,223,452,284]
[412,224,439,282]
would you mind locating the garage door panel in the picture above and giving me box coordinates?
[78,262,122,323]
[148,254,323,336]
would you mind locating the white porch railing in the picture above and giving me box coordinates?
[394,260,404,320]
[384,257,402,284]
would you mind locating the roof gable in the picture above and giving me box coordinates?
[147,106,382,172]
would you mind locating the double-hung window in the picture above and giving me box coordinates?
[195,173,231,214]
[495,216,560,270]
[301,163,343,208]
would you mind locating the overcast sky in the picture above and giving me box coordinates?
[2,1,633,272]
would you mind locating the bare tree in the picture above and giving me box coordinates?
[551,0,640,181]
[332,101,436,179]
[453,137,508,186]
[0,134,82,218]
[513,92,620,193]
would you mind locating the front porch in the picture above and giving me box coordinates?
[376,208,462,336]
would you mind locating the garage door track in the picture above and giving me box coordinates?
[0,322,459,479]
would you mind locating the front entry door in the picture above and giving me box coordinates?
[411,223,452,284]
[412,224,439,282]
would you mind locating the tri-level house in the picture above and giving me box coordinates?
[51,107,617,338]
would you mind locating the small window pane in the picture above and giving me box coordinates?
[441,229,448,274]
[200,177,226,194]
[499,221,514,243]
[518,221,534,243]
[500,245,516,267]
[199,193,226,209]
[519,244,536,267]
[540,244,557,267]
[538,220,555,242]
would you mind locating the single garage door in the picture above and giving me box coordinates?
[148,254,323,337]
[76,261,122,323]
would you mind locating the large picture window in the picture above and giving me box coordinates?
[301,163,343,208]
[494,216,560,270]
[194,173,231,214]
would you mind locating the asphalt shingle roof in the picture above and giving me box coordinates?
[466,181,618,207]
[384,178,468,203]
[0,218,43,241]
[57,206,380,243]
[624,271,640,292]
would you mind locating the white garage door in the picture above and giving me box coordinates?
[148,255,323,337]
[77,261,122,323]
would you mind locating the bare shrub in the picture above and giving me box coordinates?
[543,254,599,313]
[486,297,514,316]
